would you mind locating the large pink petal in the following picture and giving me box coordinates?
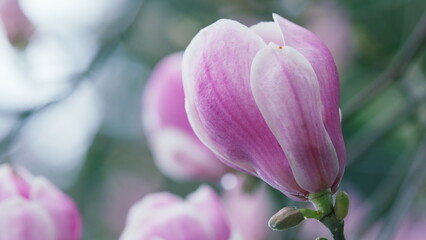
[123,192,182,228]
[120,188,229,240]
[251,44,339,193]
[143,52,228,181]
[273,14,346,191]
[251,19,345,191]
[120,193,184,240]
[151,128,228,181]
[0,197,55,240]
[124,206,211,240]
[142,52,192,136]
[0,165,31,201]
[182,19,307,199]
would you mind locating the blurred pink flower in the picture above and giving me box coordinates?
[182,14,345,200]
[222,174,273,240]
[304,0,353,71]
[0,0,34,46]
[0,164,81,240]
[120,185,231,240]
[142,52,228,181]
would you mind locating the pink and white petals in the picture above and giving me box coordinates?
[32,179,82,240]
[152,128,227,180]
[143,53,191,135]
[251,16,345,185]
[249,22,283,45]
[251,45,339,193]
[182,18,306,199]
[183,14,346,200]
[0,164,81,240]
[143,52,228,181]
[273,14,346,189]
[0,198,55,240]
[0,165,31,200]
[183,19,269,170]
[120,186,231,240]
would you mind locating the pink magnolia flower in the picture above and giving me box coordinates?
[143,52,228,181]
[0,164,81,240]
[0,0,35,46]
[119,185,231,240]
[182,14,346,201]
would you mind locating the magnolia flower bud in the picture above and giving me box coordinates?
[120,185,230,240]
[0,164,81,240]
[268,206,304,230]
[334,191,350,220]
[183,13,346,200]
[142,52,228,181]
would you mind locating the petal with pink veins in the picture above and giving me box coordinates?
[273,14,346,191]
[251,44,339,193]
[183,19,306,199]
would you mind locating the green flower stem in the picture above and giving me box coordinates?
[309,189,346,240]
[320,215,345,240]
[299,208,322,219]
[309,189,333,216]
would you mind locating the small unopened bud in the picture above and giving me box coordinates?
[315,237,328,240]
[268,206,304,231]
[334,191,350,220]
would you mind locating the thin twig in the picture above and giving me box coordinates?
[342,12,426,123]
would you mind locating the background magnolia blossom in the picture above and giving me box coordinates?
[119,185,231,240]
[142,52,228,181]
[0,164,81,240]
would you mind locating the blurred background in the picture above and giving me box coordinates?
[0,0,425,239]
